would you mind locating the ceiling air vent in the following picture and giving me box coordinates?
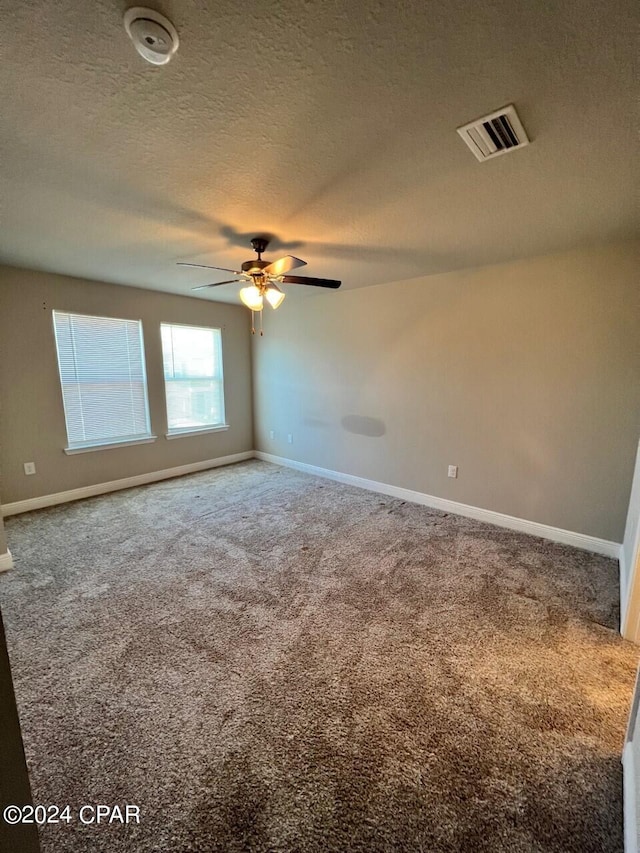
[457,104,529,162]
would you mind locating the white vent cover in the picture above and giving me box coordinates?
[457,104,529,162]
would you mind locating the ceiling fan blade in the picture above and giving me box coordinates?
[191,279,241,291]
[178,262,242,274]
[281,275,341,289]
[263,255,307,276]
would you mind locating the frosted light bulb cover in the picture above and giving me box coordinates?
[239,286,264,311]
[265,287,285,309]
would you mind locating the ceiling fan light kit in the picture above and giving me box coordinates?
[178,237,341,335]
[238,282,286,311]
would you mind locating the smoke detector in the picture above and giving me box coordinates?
[457,104,530,162]
[124,7,179,65]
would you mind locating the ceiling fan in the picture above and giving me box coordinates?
[178,237,341,321]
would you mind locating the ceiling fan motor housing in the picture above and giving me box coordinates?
[242,259,269,275]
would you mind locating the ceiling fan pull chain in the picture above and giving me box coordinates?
[250,310,256,335]
[259,310,264,336]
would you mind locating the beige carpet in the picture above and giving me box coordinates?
[0,460,636,852]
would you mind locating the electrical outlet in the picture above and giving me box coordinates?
[269,430,275,440]
[448,465,458,479]
[24,462,36,476]
[287,434,293,444]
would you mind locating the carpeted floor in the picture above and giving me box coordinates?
[0,460,637,852]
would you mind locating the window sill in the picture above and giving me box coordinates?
[64,436,157,455]
[165,425,230,440]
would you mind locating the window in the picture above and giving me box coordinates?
[160,323,226,436]
[52,311,153,453]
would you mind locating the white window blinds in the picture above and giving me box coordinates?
[52,311,152,450]
[161,323,226,433]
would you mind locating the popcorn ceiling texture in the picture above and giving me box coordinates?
[0,461,636,852]
[1,0,638,301]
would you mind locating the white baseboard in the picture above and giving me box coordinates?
[0,550,13,572]
[0,451,254,517]
[1,449,622,560]
[255,451,621,558]
[623,741,639,853]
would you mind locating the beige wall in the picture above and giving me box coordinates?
[0,414,8,553]
[253,241,640,542]
[0,266,253,504]
[0,493,7,554]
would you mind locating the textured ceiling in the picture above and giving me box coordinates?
[1,0,638,303]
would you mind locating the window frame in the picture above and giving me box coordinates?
[160,322,228,439]
[52,310,156,454]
